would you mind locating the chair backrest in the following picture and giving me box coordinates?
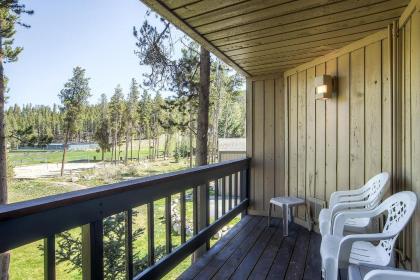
[362,172,390,209]
[377,191,417,263]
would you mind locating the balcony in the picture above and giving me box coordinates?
[0,157,324,279]
[0,159,253,279]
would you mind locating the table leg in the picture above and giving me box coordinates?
[268,203,272,227]
[283,205,288,236]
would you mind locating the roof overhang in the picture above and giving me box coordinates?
[140,0,410,77]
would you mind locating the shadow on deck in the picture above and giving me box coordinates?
[179,215,322,280]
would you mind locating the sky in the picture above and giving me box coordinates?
[5,0,184,107]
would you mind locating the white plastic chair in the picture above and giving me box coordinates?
[319,172,390,236]
[320,191,417,280]
[364,270,420,280]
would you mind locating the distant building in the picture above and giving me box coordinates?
[218,138,246,162]
[18,143,99,151]
[47,143,99,151]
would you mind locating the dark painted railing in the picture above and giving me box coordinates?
[0,158,250,279]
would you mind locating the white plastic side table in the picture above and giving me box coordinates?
[268,196,312,236]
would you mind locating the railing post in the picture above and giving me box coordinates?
[82,220,104,280]
[165,196,172,254]
[221,177,226,215]
[240,168,249,217]
[44,235,55,280]
[125,209,133,280]
[147,202,155,266]
[214,179,219,220]
[180,191,186,244]
[228,175,233,210]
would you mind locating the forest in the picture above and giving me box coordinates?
[5,61,245,163]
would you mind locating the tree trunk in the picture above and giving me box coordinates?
[137,130,141,161]
[189,104,193,168]
[0,17,11,280]
[193,47,210,261]
[111,138,114,164]
[125,128,129,164]
[148,137,152,161]
[101,149,104,161]
[60,128,70,176]
[196,47,210,167]
[130,129,133,161]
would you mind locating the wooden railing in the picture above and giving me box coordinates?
[0,158,250,279]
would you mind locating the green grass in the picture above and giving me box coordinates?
[7,158,240,279]
[8,147,166,166]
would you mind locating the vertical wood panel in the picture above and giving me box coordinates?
[297,71,307,219]
[350,48,365,188]
[275,78,285,198]
[253,80,265,211]
[382,38,392,179]
[403,20,412,262]
[315,63,326,202]
[285,76,290,198]
[403,20,412,190]
[289,74,298,202]
[325,58,338,200]
[365,41,383,180]
[306,68,316,203]
[264,79,275,211]
[337,54,350,191]
[409,10,420,271]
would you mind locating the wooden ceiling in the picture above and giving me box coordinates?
[141,0,409,77]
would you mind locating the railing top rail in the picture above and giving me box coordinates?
[0,158,250,222]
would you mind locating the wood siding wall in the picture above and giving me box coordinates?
[283,34,393,223]
[400,6,420,271]
[246,76,285,215]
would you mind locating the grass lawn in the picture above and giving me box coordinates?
[8,146,166,166]
[7,158,240,279]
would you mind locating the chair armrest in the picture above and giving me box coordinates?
[331,200,369,217]
[330,187,365,206]
[365,270,420,280]
[337,232,397,267]
[332,208,382,236]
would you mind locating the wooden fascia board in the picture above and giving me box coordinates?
[139,0,251,77]
[399,0,420,26]
[283,29,388,77]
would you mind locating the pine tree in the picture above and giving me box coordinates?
[58,66,91,176]
[138,90,152,161]
[109,85,125,164]
[94,94,111,161]
[125,78,140,163]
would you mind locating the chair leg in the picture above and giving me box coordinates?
[268,203,272,227]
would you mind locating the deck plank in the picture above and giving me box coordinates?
[230,219,280,280]
[193,216,263,279]
[209,217,267,279]
[284,226,311,280]
[178,215,322,280]
[265,223,299,279]
[248,220,285,279]
[303,232,322,280]
[178,215,253,280]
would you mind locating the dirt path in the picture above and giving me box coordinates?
[14,162,101,179]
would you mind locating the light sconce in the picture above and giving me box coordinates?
[314,75,335,100]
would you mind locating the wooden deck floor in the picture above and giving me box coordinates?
[179,215,322,280]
